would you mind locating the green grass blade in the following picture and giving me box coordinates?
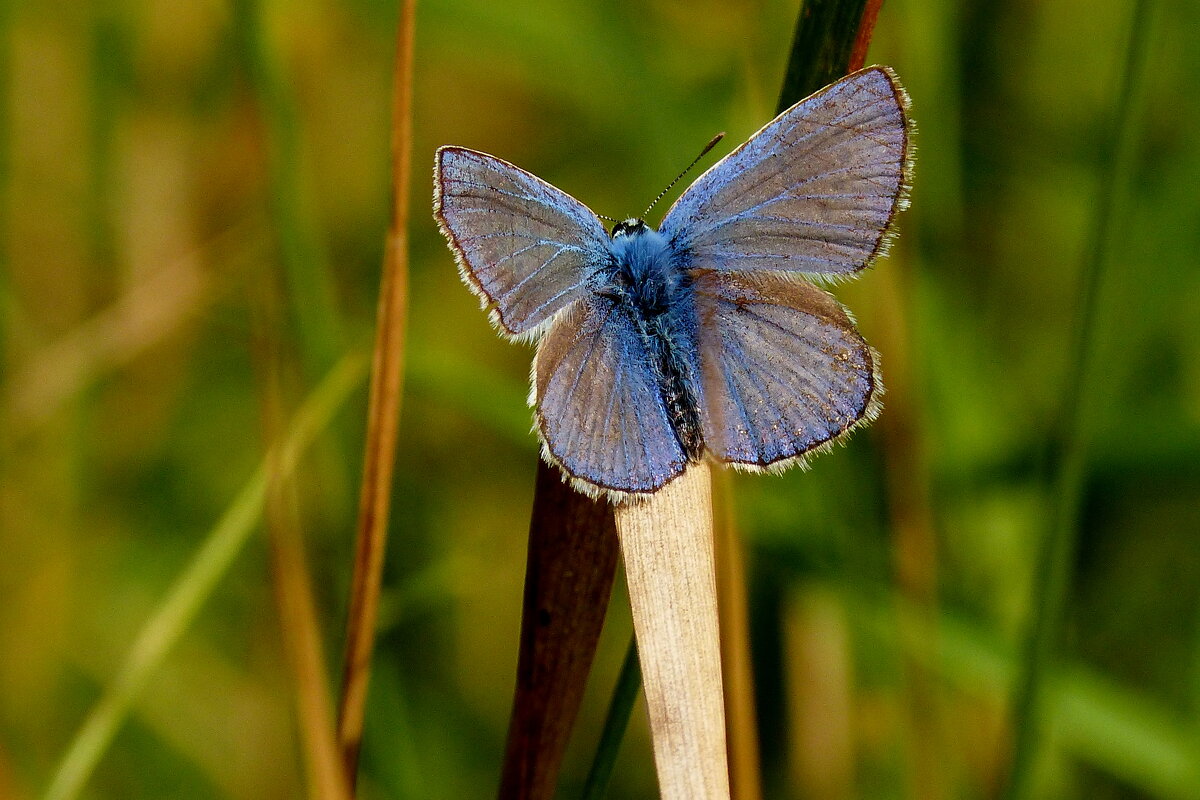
[1001,1,1159,797]
[42,352,368,800]
[855,587,1200,799]
[580,636,642,800]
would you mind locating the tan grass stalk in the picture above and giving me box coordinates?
[615,462,730,800]
[335,0,416,788]
[871,254,946,800]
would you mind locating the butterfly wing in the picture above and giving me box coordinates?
[693,270,878,467]
[659,66,911,276]
[434,146,614,337]
[534,297,687,497]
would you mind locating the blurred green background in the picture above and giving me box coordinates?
[2,0,1198,798]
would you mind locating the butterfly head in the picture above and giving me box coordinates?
[611,218,649,239]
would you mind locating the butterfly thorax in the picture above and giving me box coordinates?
[609,220,676,310]
[607,219,704,459]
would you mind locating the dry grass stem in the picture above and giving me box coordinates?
[615,461,730,800]
[248,259,350,800]
[267,476,352,800]
[257,336,350,800]
[785,589,855,800]
[848,0,886,72]
[335,0,416,787]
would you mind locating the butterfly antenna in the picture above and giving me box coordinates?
[642,132,725,218]
[595,212,620,223]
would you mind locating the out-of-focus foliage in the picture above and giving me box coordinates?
[1,0,1197,798]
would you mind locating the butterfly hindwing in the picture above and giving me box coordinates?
[434,146,613,337]
[660,66,911,276]
[534,297,688,496]
[693,270,878,468]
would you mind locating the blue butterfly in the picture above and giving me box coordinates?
[433,66,913,501]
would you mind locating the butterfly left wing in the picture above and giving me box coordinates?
[659,66,911,277]
[534,296,688,497]
[435,146,613,337]
[693,270,879,468]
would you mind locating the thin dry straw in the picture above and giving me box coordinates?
[255,308,350,800]
[713,473,763,800]
[1001,1,1157,797]
[873,257,945,800]
[42,353,367,800]
[334,0,416,789]
[265,477,351,800]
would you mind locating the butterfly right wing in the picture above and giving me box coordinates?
[693,270,879,469]
[435,146,614,337]
[534,296,687,498]
[659,66,911,277]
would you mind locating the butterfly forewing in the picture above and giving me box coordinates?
[693,271,878,467]
[434,147,613,336]
[660,66,910,276]
[535,298,688,495]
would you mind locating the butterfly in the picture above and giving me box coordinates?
[433,66,913,502]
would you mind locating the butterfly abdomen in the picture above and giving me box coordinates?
[647,308,704,460]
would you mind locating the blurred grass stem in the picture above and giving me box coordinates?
[255,294,351,800]
[714,472,763,800]
[1002,1,1157,797]
[0,0,12,388]
[42,353,367,800]
[232,0,343,377]
[335,0,416,789]
[266,476,351,800]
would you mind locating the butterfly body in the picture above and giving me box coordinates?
[434,66,913,501]
[603,218,705,459]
